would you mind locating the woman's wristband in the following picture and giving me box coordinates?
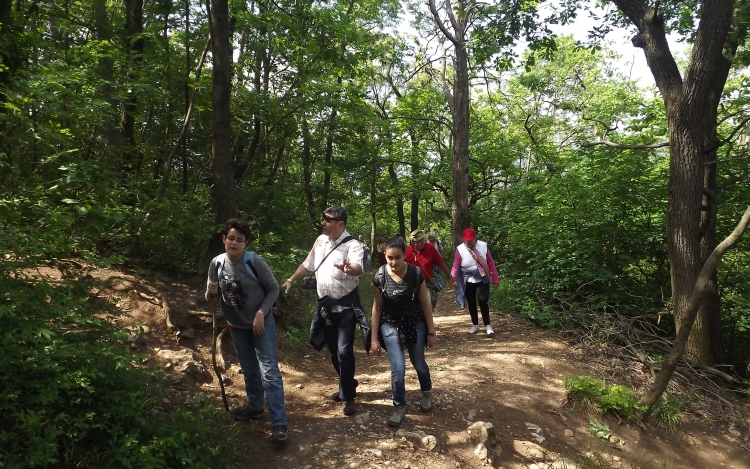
[427,331,437,337]
[285,278,294,284]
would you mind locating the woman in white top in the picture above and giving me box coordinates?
[450,228,500,335]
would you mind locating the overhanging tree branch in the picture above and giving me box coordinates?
[581,139,669,149]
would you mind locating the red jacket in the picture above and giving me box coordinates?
[405,242,445,280]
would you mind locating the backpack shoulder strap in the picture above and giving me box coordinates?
[242,251,260,282]
[411,263,424,285]
[373,264,387,291]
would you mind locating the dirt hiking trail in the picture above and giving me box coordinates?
[100,267,750,469]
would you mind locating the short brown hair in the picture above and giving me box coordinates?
[224,218,251,240]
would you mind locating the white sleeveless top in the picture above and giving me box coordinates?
[456,241,489,283]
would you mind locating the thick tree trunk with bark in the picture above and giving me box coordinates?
[204,0,236,267]
[451,42,470,246]
[610,0,746,406]
[427,0,470,247]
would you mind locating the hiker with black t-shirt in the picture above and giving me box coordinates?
[370,236,437,428]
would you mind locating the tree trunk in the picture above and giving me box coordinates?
[234,10,268,186]
[301,118,318,231]
[120,0,144,172]
[182,0,191,193]
[700,159,723,365]
[610,0,739,370]
[204,0,236,268]
[451,41,470,246]
[158,38,210,199]
[389,163,406,237]
[609,0,746,407]
[640,206,750,409]
[410,164,419,232]
[320,106,338,215]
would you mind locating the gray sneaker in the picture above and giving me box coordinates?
[387,406,406,428]
[419,390,433,413]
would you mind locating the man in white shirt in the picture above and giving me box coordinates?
[283,206,365,416]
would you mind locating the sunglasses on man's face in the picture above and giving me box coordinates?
[321,215,342,223]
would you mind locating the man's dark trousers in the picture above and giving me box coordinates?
[324,307,357,401]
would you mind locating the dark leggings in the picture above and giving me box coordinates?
[466,281,490,326]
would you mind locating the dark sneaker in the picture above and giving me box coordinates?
[230,406,264,421]
[343,400,357,416]
[331,378,359,402]
[271,425,288,442]
[420,390,433,413]
[387,406,406,428]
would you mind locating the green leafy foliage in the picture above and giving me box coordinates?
[587,420,624,445]
[565,375,607,407]
[564,376,646,421]
[0,271,240,468]
[598,385,645,421]
[0,187,240,468]
[649,393,683,432]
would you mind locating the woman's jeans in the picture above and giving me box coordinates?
[381,320,432,407]
[230,314,288,426]
[465,280,491,326]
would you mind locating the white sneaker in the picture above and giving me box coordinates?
[486,325,495,336]
[468,325,480,334]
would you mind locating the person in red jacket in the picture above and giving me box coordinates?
[405,229,455,311]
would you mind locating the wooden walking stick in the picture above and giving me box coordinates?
[210,262,230,412]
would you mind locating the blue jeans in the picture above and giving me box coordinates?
[324,308,357,401]
[381,320,432,407]
[230,314,288,426]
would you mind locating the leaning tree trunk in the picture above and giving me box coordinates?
[640,206,750,409]
[203,0,236,270]
[700,158,723,365]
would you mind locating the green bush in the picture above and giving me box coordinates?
[597,385,645,420]
[564,375,607,407]
[0,272,240,469]
[564,376,646,421]
[650,394,683,431]
[0,188,241,469]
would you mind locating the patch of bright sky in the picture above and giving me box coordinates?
[394,0,686,90]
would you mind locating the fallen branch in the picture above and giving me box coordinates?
[614,333,657,380]
[651,343,737,384]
